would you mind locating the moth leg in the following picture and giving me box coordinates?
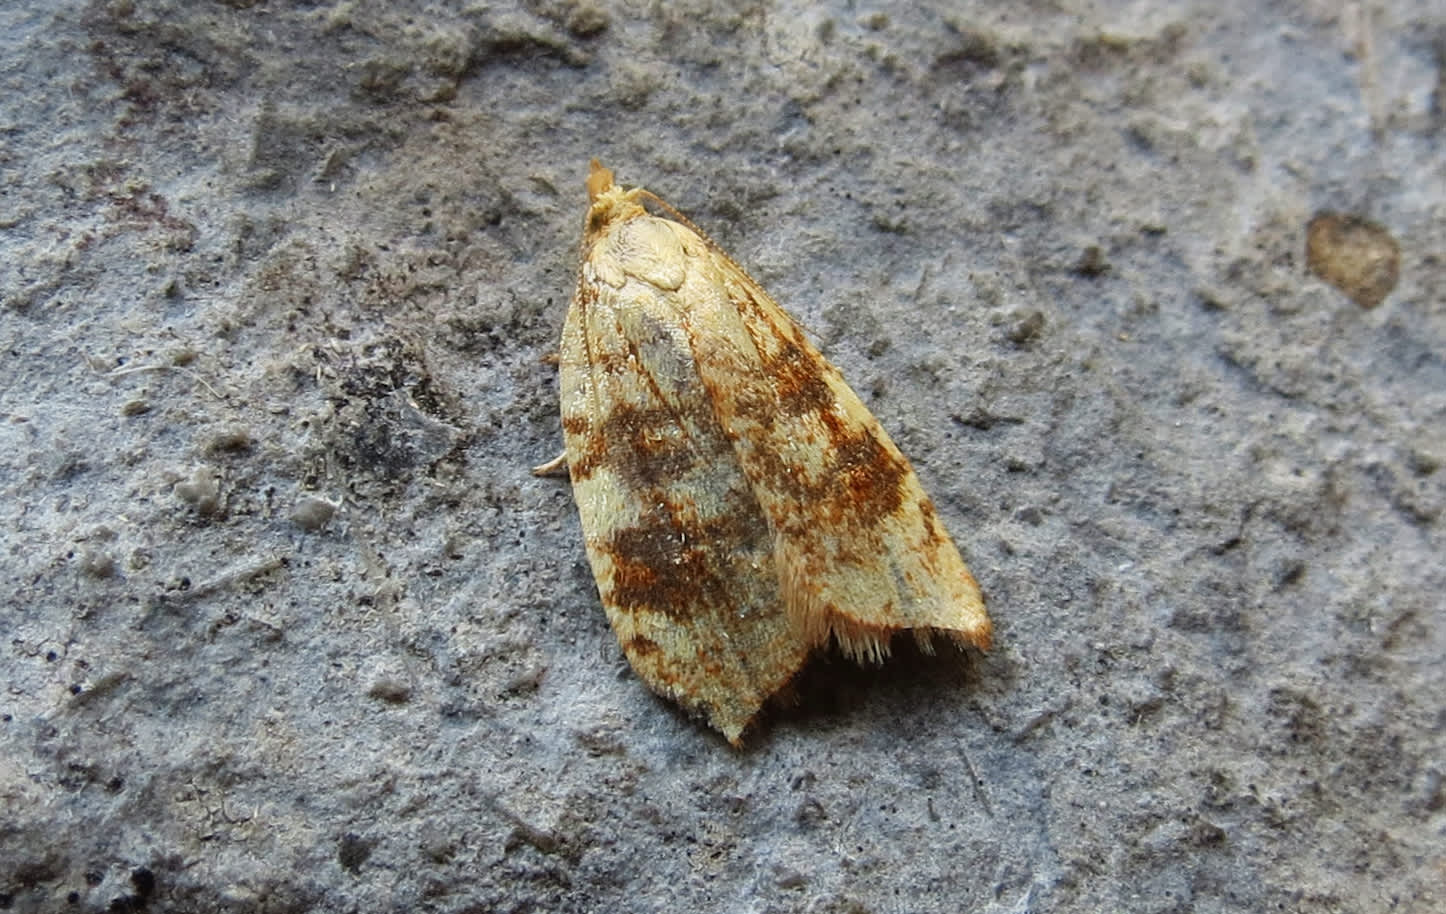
[531,451,568,477]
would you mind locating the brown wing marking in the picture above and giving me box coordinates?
[676,232,992,662]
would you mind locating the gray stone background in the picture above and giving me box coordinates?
[2,0,1442,911]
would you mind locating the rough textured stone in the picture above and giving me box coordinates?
[1,1,1441,911]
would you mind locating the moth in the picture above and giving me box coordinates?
[544,161,992,744]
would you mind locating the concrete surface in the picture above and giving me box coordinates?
[1,1,1442,911]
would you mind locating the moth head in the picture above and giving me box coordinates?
[582,159,648,247]
[586,159,615,202]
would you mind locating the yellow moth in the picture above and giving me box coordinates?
[548,161,992,744]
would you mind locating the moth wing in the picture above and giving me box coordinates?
[677,229,992,662]
[559,216,809,744]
